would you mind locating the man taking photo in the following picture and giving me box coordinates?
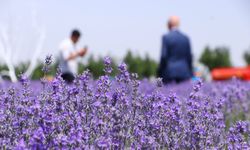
[59,29,88,83]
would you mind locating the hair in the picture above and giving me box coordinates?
[71,29,81,37]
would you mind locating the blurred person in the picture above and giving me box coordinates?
[59,29,88,83]
[158,16,193,84]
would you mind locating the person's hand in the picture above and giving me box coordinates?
[78,46,88,57]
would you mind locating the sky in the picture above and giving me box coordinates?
[0,0,250,66]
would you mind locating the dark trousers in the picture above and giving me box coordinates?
[61,72,75,83]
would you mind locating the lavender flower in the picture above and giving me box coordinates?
[103,56,113,74]
[42,55,53,73]
[0,57,250,149]
[156,78,163,87]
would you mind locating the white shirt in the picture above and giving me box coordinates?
[59,38,78,75]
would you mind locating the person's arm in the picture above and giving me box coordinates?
[66,50,81,61]
[64,47,87,61]
[187,38,193,75]
[78,46,88,57]
[158,36,168,77]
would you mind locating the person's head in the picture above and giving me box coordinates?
[167,16,180,30]
[71,29,81,44]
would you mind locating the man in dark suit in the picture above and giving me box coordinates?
[158,16,193,83]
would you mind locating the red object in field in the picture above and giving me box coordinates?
[211,66,250,80]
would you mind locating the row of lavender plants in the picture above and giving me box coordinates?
[0,56,250,149]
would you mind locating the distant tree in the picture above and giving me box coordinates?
[199,46,232,70]
[124,50,143,77]
[15,62,29,76]
[0,63,10,80]
[30,62,43,80]
[85,55,118,79]
[214,47,231,67]
[199,46,215,70]
[124,50,133,66]
[85,55,105,79]
[124,50,157,78]
[30,59,58,80]
[78,63,86,75]
[142,54,157,78]
[244,47,250,65]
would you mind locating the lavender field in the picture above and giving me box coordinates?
[0,57,250,149]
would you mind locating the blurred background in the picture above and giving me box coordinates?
[0,0,249,81]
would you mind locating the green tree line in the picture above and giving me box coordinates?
[0,50,158,80]
[1,46,250,81]
[199,46,232,70]
[199,45,250,70]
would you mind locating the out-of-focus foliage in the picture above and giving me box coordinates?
[15,63,29,75]
[79,55,118,79]
[0,51,158,80]
[199,46,232,70]
[0,64,10,80]
[244,47,250,65]
[30,60,59,80]
[124,50,158,79]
